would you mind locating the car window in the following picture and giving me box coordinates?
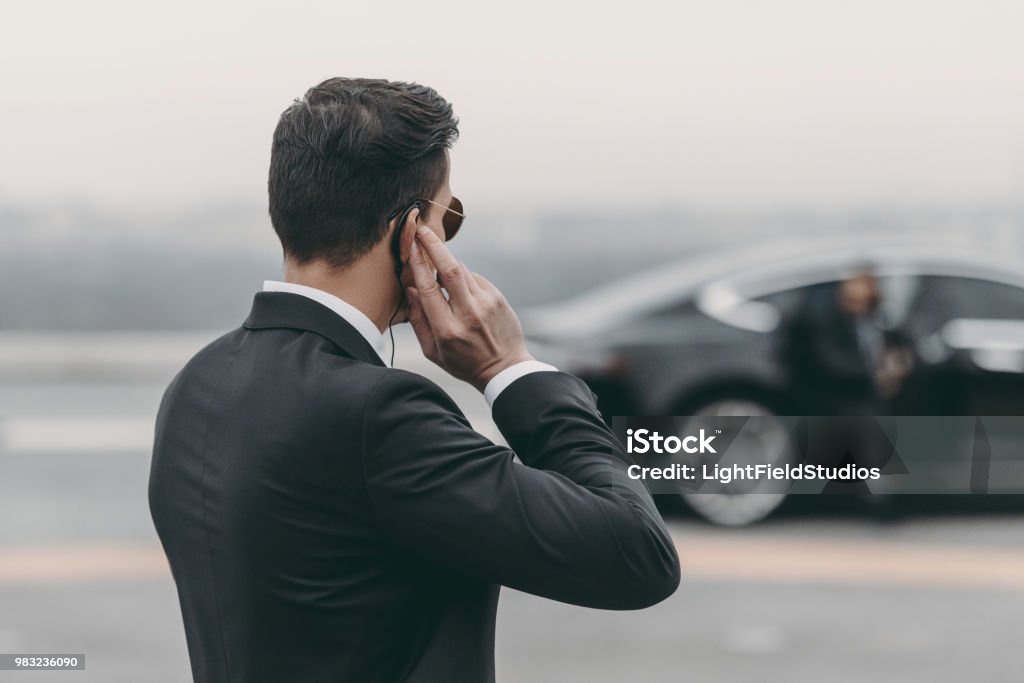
[646,298,698,320]
[755,282,835,320]
[914,276,1024,320]
[753,276,918,327]
[901,276,1024,339]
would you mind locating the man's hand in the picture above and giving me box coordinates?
[405,225,534,392]
[874,345,914,399]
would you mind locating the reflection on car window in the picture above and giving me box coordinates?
[915,277,1024,319]
[756,283,834,320]
[903,276,1024,338]
[753,276,918,327]
[647,298,697,320]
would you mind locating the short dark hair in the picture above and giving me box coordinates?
[268,77,459,267]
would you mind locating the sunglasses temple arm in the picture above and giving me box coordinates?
[423,197,465,218]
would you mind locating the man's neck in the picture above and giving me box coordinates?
[282,253,397,333]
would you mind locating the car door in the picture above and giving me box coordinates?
[901,275,1024,416]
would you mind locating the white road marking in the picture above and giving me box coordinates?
[3,534,1024,590]
[672,532,1024,591]
[0,418,155,453]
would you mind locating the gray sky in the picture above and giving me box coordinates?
[2,0,1023,212]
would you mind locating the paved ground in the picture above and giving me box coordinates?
[1,333,1022,682]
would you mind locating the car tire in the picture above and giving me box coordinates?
[675,398,795,526]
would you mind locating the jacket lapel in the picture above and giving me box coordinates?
[243,292,387,368]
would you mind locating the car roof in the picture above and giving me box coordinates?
[523,234,1024,337]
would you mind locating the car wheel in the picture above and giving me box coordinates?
[676,398,794,526]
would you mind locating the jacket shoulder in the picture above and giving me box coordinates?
[356,366,463,415]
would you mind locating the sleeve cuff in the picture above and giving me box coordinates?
[483,360,559,407]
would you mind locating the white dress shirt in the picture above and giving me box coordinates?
[262,281,556,408]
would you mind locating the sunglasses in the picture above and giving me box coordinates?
[389,196,465,241]
[421,196,465,241]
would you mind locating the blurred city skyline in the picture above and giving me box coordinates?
[3,0,1024,330]
[2,0,1023,215]
[1,199,1021,330]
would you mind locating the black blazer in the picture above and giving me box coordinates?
[149,292,680,683]
[778,284,880,414]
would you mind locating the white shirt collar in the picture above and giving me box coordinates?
[262,280,388,366]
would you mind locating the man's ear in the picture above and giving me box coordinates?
[397,206,421,267]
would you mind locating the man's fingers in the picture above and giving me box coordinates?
[408,239,454,327]
[415,227,473,307]
[471,273,507,308]
[471,272,499,295]
[462,263,481,295]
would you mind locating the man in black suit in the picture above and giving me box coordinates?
[149,77,680,683]
[777,267,912,497]
[780,268,891,416]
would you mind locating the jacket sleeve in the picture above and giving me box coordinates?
[360,369,680,610]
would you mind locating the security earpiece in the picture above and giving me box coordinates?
[391,200,422,278]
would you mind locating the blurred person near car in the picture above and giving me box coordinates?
[777,264,914,496]
[779,264,914,417]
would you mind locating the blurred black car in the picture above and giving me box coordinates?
[523,238,1024,524]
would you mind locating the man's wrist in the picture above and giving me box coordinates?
[471,352,535,392]
[482,359,559,407]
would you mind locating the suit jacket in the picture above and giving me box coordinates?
[149,292,680,683]
[778,283,882,414]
